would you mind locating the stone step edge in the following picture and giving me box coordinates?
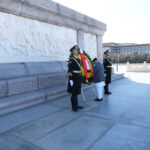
[0,74,124,116]
[0,85,67,107]
[111,73,124,81]
[0,97,45,116]
[0,92,45,110]
[0,92,68,116]
[0,86,68,116]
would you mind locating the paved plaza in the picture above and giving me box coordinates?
[0,72,150,150]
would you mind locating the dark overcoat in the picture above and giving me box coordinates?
[103,57,112,84]
[67,56,81,95]
[93,62,105,83]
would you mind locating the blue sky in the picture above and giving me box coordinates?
[53,0,150,44]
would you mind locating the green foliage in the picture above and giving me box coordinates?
[111,53,150,63]
[69,48,93,84]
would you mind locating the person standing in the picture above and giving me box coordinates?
[103,50,112,95]
[93,58,105,101]
[67,45,83,112]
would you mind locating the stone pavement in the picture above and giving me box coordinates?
[0,72,150,150]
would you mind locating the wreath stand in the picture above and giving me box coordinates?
[81,83,97,102]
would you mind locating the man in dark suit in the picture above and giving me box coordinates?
[67,45,83,112]
[93,58,105,101]
[103,50,112,95]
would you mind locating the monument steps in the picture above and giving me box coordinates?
[0,73,124,116]
[0,85,67,116]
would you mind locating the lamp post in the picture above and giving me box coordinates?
[116,54,119,72]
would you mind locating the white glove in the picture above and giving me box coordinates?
[70,80,73,86]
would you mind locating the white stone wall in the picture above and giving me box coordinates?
[0,12,77,63]
[84,33,97,60]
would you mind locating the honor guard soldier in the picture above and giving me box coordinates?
[67,45,83,112]
[103,50,112,95]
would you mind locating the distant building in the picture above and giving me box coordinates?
[103,43,150,54]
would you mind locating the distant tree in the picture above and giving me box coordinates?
[110,53,150,63]
[146,54,150,63]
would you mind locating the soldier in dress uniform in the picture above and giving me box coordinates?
[67,45,83,112]
[103,50,112,95]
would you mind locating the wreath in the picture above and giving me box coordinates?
[69,48,94,84]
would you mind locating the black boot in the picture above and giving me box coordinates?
[77,106,83,109]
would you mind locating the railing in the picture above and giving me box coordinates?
[127,61,150,72]
[113,62,150,72]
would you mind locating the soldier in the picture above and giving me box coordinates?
[67,45,83,112]
[103,50,112,95]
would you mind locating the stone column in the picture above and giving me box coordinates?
[77,30,84,50]
[97,35,103,63]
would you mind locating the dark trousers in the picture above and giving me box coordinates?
[104,83,109,93]
[70,93,78,111]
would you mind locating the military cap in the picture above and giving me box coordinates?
[92,57,97,62]
[70,45,78,52]
[104,49,109,55]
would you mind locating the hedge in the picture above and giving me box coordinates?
[110,53,150,63]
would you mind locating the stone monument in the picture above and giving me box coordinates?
[0,0,106,115]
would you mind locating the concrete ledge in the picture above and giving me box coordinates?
[0,73,124,116]
[0,62,68,98]
[111,73,124,81]
[0,81,8,98]
[0,63,27,80]
[25,62,63,75]
[45,85,67,101]
[6,73,67,96]
[0,85,67,116]
[0,91,45,110]
[0,91,45,116]
[59,61,68,72]
[38,73,67,89]
[0,0,106,35]
[8,77,38,96]
[0,62,124,98]
[0,61,67,80]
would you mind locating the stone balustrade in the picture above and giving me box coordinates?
[127,61,150,72]
[113,62,150,72]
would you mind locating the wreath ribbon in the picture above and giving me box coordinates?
[78,53,93,83]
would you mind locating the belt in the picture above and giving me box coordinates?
[106,66,112,68]
[73,70,81,73]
